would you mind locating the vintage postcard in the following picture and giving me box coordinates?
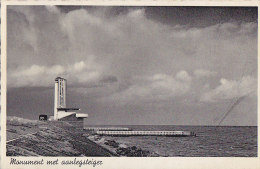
[1,0,259,169]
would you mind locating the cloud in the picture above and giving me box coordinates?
[109,71,192,102]
[45,6,60,14]
[200,76,256,102]
[176,70,192,81]
[8,6,39,52]
[7,6,257,102]
[193,69,217,78]
[8,60,117,88]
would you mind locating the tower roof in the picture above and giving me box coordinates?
[55,77,66,81]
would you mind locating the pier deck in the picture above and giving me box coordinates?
[84,127,132,131]
[95,130,196,137]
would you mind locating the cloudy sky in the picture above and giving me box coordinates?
[7,6,257,126]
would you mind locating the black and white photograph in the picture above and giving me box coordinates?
[4,4,258,160]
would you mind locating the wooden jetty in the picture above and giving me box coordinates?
[95,130,196,137]
[84,127,132,131]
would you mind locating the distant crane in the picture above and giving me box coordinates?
[217,93,252,126]
[216,54,256,126]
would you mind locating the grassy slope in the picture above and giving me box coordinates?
[6,117,115,156]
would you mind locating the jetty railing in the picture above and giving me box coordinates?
[84,127,132,131]
[94,130,196,137]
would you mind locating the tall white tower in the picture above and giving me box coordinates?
[54,77,67,120]
[53,77,87,124]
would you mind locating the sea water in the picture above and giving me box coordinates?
[85,125,257,157]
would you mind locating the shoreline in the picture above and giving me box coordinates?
[85,134,119,157]
[87,135,160,157]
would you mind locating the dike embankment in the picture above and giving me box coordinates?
[6,116,116,156]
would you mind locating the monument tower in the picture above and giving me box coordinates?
[54,77,67,120]
[53,77,88,124]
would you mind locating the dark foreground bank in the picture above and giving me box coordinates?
[6,116,115,156]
